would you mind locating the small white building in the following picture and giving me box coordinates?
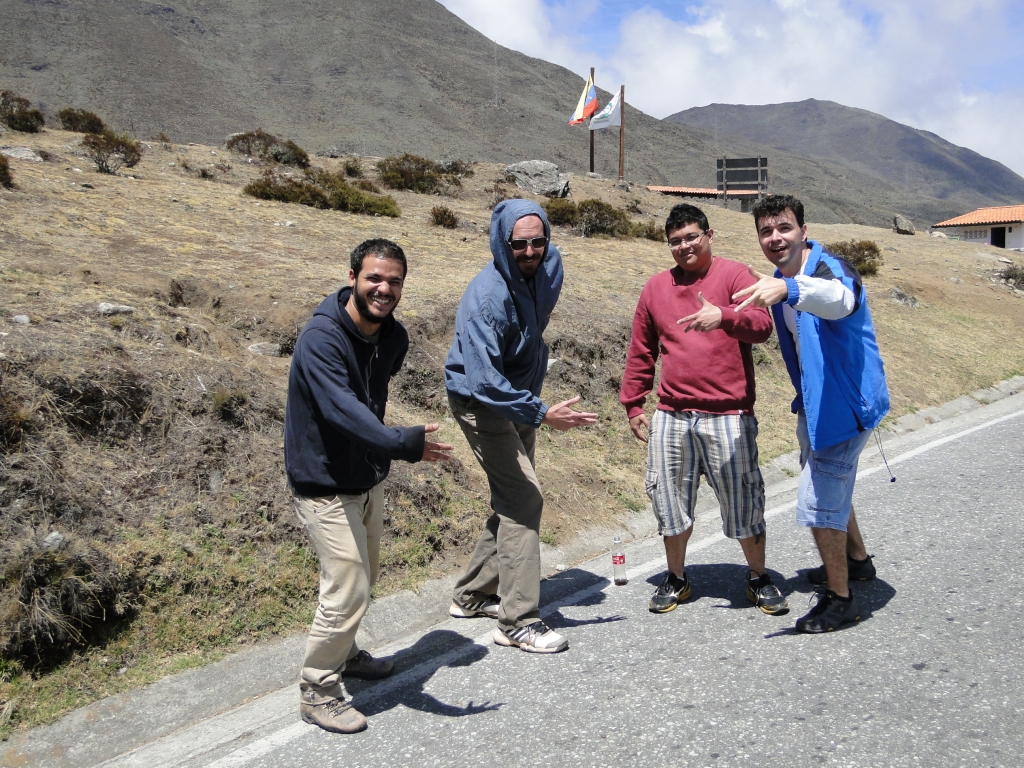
[933,204,1024,250]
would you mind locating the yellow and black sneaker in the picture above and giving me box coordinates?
[648,571,691,613]
[747,572,790,615]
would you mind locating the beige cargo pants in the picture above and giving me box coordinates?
[449,395,544,630]
[294,485,382,704]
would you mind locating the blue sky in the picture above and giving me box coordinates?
[437,0,1024,177]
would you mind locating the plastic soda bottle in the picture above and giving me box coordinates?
[612,536,627,585]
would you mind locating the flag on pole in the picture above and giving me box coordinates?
[567,74,598,126]
[589,88,621,130]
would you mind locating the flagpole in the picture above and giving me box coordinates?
[618,84,625,181]
[589,67,595,174]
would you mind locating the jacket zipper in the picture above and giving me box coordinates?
[364,343,382,485]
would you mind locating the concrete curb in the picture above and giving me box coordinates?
[5,375,1024,767]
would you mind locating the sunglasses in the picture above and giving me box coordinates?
[508,236,548,251]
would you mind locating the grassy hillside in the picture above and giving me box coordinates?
[0,0,1017,227]
[1,129,1024,735]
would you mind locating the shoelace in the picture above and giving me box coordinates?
[324,699,352,716]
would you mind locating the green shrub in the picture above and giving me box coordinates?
[544,198,578,227]
[824,239,883,276]
[429,205,459,228]
[354,178,380,193]
[226,129,309,169]
[486,184,519,210]
[1000,263,1024,288]
[575,198,632,237]
[0,90,44,133]
[630,219,666,242]
[57,108,106,134]
[81,131,143,174]
[0,154,12,189]
[376,153,471,194]
[343,158,363,178]
[243,169,401,217]
[268,139,309,169]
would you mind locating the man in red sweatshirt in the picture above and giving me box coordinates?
[620,203,789,616]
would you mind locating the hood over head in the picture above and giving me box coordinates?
[489,199,553,285]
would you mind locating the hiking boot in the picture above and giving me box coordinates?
[807,555,876,585]
[299,696,367,734]
[746,572,790,616]
[493,620,568,653]
[648,571,691,613]
[449,593,500,619]
[795,589,861,633]
[342,650,394,680]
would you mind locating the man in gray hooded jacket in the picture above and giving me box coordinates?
[445,199,597,653]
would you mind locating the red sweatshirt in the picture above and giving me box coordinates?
[620,257,773,418]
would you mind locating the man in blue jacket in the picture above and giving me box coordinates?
[285,238,452,733]
[734,195,890,634]
[445,200,597,653]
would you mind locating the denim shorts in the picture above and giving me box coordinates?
[795,410,872,531]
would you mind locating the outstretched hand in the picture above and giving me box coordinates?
[628,413,649,443]
[731,266,789,312]
[677,292,722,332]
[542,396,599,432]
[421,423,454,462]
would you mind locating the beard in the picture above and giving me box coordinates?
[352,285,395,324]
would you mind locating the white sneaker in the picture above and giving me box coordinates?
[449,595,500,618]
[493,620,568,653]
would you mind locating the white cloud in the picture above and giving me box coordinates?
[436,0,1024,178]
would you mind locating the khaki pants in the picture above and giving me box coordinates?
[449,395,544,630]
[294,486,382,703]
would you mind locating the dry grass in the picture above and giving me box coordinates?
[2,129,1024,736]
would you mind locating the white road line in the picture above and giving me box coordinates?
[203,402,1024,767]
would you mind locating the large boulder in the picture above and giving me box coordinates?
[504,160,570,198]
[0,146,42,162]
[893,214,915,235]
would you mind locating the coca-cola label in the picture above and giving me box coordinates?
[612,554,625,565]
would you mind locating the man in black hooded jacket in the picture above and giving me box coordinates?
[285,238,452,734]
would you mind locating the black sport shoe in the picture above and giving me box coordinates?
[746,573,790,615]
[795,589,861,633]
[649,571,691,613]
[342,650,394,680]
[807,555,876,585]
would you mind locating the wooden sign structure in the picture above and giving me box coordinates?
[717,157,768,200]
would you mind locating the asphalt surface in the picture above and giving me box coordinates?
[69,392,1022,768]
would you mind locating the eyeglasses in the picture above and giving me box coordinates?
[668,231,707,250]
[508,236,548,251]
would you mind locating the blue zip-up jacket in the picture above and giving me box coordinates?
[773,241,890,451]
[285,287,425,497]
[445,199,564,426]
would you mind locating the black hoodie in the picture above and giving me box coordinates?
[284,287,425,497]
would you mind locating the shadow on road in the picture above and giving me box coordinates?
[350,629,503,718]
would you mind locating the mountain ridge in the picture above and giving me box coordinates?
[1,0,1018,226]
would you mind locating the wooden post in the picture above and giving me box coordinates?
[618,84,625,181]
[589,67,595,173]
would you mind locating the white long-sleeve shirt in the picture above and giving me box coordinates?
[782,274,856,359]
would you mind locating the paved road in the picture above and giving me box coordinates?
[85,394,1024,768]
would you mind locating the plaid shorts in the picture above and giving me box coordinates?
[645,410,766,539]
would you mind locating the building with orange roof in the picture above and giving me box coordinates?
[932,205,1024,250]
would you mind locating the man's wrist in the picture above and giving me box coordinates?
[784,277,800,306]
